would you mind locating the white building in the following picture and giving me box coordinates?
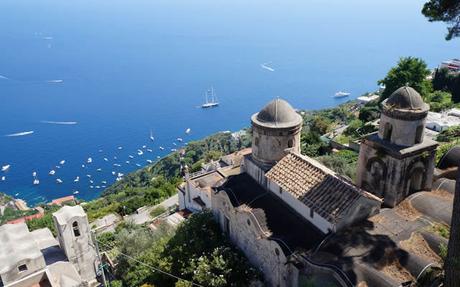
[426,111,460,132]
[0,205,99,287]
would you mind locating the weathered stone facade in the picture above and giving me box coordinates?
[357,86,438,207]
[251,99,302,166]
[212,191,295,287]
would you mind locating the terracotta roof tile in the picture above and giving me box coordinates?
[266,152,379,222]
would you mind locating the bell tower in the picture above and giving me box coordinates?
[356,86,438,207]
[53,205,98,285]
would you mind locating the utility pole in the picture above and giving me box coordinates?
[92,231,108,287]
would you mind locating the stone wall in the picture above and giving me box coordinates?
[252,124,301,166]
[378,113,426,147]
[211,190,298,287]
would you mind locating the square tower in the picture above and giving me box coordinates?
[357,87,438,207]
[53,205,98,284]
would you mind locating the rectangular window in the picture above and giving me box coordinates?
[223,215,230,235]
[18,264,27,272]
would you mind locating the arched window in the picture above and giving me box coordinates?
[383,122,392,141]
[287,139,293,148]
[415,125,424,144]
[72,221,81,237]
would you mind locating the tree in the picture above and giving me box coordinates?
[425,90,454,112]
[444,167,460,287]
[378,57,432,102]
[422,0,460,40]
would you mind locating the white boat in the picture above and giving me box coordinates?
[96,186,100,189]
[55,165,61,169]
[146,159,153,164]
[1,176,5,181]
[102,185,106,188]
[142,145,147,149]
[112,171,116,175]
[59,160,65,165]
[49,170,56,175]
[73,191,79,194]
[86,174,91,178]
[102,180,107,184]
[113,156,117,160]
[137,150,144,155]
[33,179,40,185]
[96,168,102,172]
[90,185,94,189]
[116,177,122,182]
[201,87,219,108]
[103,158,109,162]
[185,128,191,134]
[177,138,183,142]
[32,171,37,177]
[150,130,155,142]
[260,63,275,72]
[129,155,134,159]
[113,163,121,167]
[171,148,177,152]
[126,160,130,164]
[82,164,86,168]
[1,165,10,172]
[173,142,177,146]
[15,193,19,196]
[87,157,93,163]
[74,176,80,182]
[56,178,63,184]
[99,149,103,153]
[5,131,34,137]
[90,180,94,184]
[159,146,164,150]
[118,146,123,150]
[146,149,153,152]
[334,91,351,98]
[117,173,124,177]
[136,163,141,167]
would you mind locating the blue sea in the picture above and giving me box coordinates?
[0,0,458,205]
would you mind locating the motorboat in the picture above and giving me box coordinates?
[49,170,56,175]
[2,165,10,172]
[56,178,63,184]
[33,179,40,185]
[334,91,351,98]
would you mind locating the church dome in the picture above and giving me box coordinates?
[251,98,302,128]
[384,86,427,110]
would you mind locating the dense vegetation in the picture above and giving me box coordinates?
[432,67,460,103]
[102,212,261,287]
[103,131,251,196]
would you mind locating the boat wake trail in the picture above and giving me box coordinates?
[261,63,275,72]
[41,121,77,125]
[0,75,10,80]
[5,131,34,137]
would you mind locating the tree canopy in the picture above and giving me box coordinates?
[422,0,460,40]
[378,57,432,102]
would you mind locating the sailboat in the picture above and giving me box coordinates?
[201,87,219,108]
[150,130,155,142]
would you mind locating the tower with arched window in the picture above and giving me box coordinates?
[53,205,98,284]
[356,86,438,207]
[250,98,303,167]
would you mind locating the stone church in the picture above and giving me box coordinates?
[180,88,458,286]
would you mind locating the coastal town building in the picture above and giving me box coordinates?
[357,86,438,207]
[0,205,99,287]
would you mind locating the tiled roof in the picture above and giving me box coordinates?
[266,152,380,222]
